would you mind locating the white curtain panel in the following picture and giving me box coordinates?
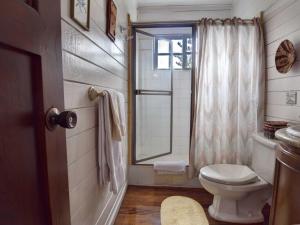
[190,18,265,171]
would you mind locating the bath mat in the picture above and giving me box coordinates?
[161,196,209,225]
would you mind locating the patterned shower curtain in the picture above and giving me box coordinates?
[190,18,265,171]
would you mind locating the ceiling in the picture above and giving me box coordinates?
[137,0,233,7]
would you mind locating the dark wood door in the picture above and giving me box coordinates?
[0,1,70,225]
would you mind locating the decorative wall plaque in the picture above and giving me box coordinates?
[106,0,117,42]
[71,0,90,30]
[275,40,297,74]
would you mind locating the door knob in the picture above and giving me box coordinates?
[46,108,77,130]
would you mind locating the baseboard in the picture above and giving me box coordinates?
[100,182,128,225]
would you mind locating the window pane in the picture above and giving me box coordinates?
[157,55,169,69]
[172,39,183,53]
[186,54,192,69]
[158,40,169,53]
[186,38,192,52]
[173,55,183,69]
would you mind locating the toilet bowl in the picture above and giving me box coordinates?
[199,165,271,223]
[199,133,278,223]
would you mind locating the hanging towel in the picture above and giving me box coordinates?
[98,91,126,194]
[98,93,110,187]
[154,160,187,174]
[116,92,126,136]
[107,90,122,141]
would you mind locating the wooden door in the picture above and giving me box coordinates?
[0,1,71,225]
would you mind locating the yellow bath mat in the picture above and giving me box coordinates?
[161,196,209,225]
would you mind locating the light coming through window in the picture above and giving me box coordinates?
[154,36,192,70]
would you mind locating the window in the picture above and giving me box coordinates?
[155,36,192,70]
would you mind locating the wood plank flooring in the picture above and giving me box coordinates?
[114,186,264,225]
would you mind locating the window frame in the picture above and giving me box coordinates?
[154,35,192,70]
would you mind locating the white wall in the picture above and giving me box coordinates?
[138,4,232,22]
[60,0,128,224]
[263,0,300,123]
[232,0,276,18]
[173,69,192,159]
[126,0,138,21]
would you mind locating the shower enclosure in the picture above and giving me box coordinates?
[132,24,195,165]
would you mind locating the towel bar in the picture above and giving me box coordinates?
[88,86,106,101]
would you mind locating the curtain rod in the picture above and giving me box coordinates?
[131,21,197,28]
[131,17,259,28]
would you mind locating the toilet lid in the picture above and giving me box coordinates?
[200,164,258,185]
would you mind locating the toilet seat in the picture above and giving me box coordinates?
[199,173,268,194]
[200,164,258,185]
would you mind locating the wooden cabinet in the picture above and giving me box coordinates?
[270,143,300,225]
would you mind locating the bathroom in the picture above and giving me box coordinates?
[1,0,300,225]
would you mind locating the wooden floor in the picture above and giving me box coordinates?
[114,186,264,225]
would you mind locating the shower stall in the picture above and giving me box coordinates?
[132,25,195,165]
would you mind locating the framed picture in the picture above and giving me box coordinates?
[106,0,117,42]
[71,0,90,30]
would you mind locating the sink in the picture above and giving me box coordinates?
[276,127,300,149]
[287,126,300,138]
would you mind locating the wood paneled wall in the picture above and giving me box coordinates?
[60,0,128,224]
[264,0,300,123]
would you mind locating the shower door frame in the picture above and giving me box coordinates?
[131,22,197,165]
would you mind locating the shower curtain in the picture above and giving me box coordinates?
[190,18,265,171]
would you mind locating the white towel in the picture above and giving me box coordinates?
[98,91,126,194]
[107,90,122,141]
[98,93,109,187]
[116,92,126,136]
[153,160,187,174]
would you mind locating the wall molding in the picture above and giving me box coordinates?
[95,182,128,225]
[138,4,232,14]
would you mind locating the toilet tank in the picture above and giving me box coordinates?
[251,133,279,185]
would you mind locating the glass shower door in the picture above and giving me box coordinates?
[135,29,172,163]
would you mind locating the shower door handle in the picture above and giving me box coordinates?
[135,90,172,95]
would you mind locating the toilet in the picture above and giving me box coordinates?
[199,133,278,223]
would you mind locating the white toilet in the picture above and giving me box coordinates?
[199,133,278,223]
